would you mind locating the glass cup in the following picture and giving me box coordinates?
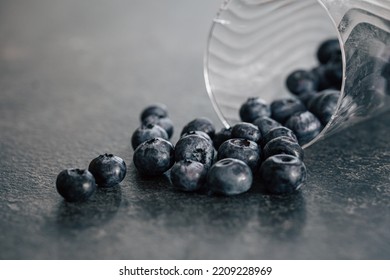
[204,0,390,148]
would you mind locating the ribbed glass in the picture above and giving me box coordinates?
[204,0,390,148]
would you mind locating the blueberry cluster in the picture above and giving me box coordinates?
[56,153,127,202]
[132,39,342,196]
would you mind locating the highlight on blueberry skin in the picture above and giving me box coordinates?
[56,169,97,202]
[170,160,207,192]
[259,154,307,195]
[88,153,127,188]
[285,111,323,146]
[231,122,261,143]
[133,137,175,177]
[206,158,253,196]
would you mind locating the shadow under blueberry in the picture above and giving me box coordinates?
[56,185,122,231]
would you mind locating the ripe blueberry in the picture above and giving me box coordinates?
[170,160,207,192]
[317,38,341,65]
[180,117,216,139]
[140,103,168,122]
[286,70,319,96]
[217,138,261,172]
[231,122,261,143]
[56,169,96,202]
[252,116,282,136]
[133,138,175,176]
[285,111,323,145]
[181,130,213,146]
[88,153,127,188]
[270,98,306,124]
[259,154,306,195]
[207,158,253,196]
[307,89,340,125]
[263,136,304,161]
[239,97,271,123]
[175,134,215,170]
[261,126,298,148]
[213,127,232,150]
[131,123,169,150]
[142,115,174,139]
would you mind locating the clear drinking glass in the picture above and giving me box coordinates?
[204,0,390,148]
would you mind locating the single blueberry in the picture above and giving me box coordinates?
[175,134,215,170]
[259,154,307,195]
[217,138,261,172]
[263,136,304,161]
[286,70,319,96]
[213,127,232,150]
[56,169,96,202]
[131,123,169,150]
[140,103,168,122]
[170,160,207,192]
[133,138,175,176]
[180,117,216,139]
[261,126,298,148]
[181,130,213,146]
[311,65,333,91]
[270,98,306,124]
[207,158,253,196]
[285,111,323,145]
[231,122,261,143]
[252,116,282,136]
[142,115,174,139]
[88,153,127,188]
[317,38,341,65]
[307,89,340,125]
[239,97,271,123]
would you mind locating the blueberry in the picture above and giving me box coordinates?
[180,117,216,139]
[324,55,343,89]
[317,38,341,65]
[286,70,319,96]
[252,116,282,136]
[213,127,232,150]
[207,158,253,196]
[175,134,215,170]
[142,115,174,139]
[261,126,298,148]
[170,160,207,192]
[88,153,127,188]
[311,65,333,90]
[231,122,261,143]
[239,97,271,123]
[133,138,175,176]
[180,130,213,146]
[270,98,306,124]
[217,138,261,172]
[285,111,323,145]
[56,169,96,202]
[263,136,304,161]
[259,154,307,195]
[131,123,169,150]
[307,89,340,125]
[140,103,168,122]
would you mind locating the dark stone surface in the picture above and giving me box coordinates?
[0,0,389,260]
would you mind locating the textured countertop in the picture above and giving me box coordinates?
[0,0,389,260]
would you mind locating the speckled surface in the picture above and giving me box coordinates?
[0,0,389,260]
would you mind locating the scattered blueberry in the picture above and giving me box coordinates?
[181,130,213,145]
[213,127,232,150]
[142,115,174,139]
[170,160,207,192]
[239,97,271,123]
[261,126,298,148]
[175,134,215,170]
[286,70,319,96]
[285,111,323,145]
[131,123,169,150]
[88,153,127,188]
[56,169,96,202]
[231,122,261,143]
[259,154,306,195]
[307,89,340,125]
[217,138,261,172]
[263,136,304,160]
[140,103,168,122]
[270,98,306,124]
[180,117,216,139]
[252,116,282,136]
[317,38,341,65]
[133,138,175,176]
[207,158,253,196]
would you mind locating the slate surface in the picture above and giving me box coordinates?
[0,0,389,259]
